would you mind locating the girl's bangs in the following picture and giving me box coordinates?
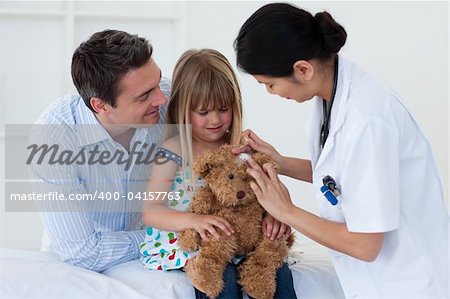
[191,69,235,111]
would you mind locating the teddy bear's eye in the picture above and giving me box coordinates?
[228,174,234,180]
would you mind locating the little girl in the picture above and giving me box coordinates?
[140,49,296,299]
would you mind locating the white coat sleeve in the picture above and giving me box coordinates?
[340,117,400,233]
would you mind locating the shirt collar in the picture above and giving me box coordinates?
[75,99,112,147]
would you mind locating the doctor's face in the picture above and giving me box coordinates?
[253,74,316,103]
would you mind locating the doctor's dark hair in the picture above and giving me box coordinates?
[234,3,347,77]
[71,29,153,113]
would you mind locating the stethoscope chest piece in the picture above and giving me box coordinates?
[321,175,341,205]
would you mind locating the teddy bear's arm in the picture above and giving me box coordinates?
[178,229,200,252]
[191,186,219,215]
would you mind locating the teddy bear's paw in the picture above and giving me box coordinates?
[196,277,224,299]
[240,279,275,299]
[238,262,276,299]
[185,257,225,299]
[178,229,200,252]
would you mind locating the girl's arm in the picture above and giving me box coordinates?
[141,156,190,231]
[247,159,384,262]
[232,129,312,183]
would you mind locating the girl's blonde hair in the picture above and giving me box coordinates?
[165,49,243,185]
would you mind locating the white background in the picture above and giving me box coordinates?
[0,1,448,249]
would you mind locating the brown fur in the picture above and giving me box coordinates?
[178,146,294,299]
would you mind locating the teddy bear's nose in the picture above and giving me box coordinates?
[236,191,246,199]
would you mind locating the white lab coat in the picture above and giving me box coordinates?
[306,56,449,298]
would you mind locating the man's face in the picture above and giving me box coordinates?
[106,58,167,126]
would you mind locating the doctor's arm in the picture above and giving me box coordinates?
[233,129,313,183]
[247,159,384,262]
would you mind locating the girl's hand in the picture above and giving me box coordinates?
[232,129,283,169]
[189,214,234,241]
[247,158,295,222]
[262,213,292,241]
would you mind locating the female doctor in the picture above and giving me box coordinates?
[233,3,449,298]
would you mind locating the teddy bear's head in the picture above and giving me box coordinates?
[193,146,273,207]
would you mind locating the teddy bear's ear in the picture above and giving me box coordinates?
[195,162,214,178]
[193,146,233,178]
[193,151,218,178]
[252,152,277,169]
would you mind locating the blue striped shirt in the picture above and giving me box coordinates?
[31,78,170,272]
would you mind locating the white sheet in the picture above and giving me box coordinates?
[0,247,147,299]
[0,240,344,298]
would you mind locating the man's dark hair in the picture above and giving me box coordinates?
[71,29,153,113]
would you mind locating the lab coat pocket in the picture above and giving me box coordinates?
[317,191,345,223]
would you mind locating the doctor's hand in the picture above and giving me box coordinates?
[246,158,295,223]
[262,213,292,241]
[232,129,284,169]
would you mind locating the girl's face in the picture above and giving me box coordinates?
[190,106,233,144]
[252,74,316,103]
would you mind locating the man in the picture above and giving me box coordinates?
[30,30,169,272]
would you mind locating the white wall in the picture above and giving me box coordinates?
[1,1,448,249]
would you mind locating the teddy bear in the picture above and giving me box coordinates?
[178,145,294,299]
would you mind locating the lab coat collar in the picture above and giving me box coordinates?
[307,55,353,170]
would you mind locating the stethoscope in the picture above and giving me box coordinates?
[320,55,339,150]
[321,175,340,205]
[319,55,340,205]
